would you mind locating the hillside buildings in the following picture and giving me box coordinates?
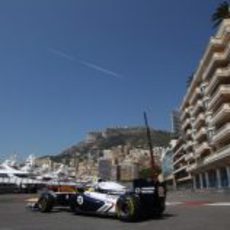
[98,146,165,181]
[172,19,230,190]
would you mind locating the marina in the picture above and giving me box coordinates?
[0,155,81,194]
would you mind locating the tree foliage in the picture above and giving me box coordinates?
[212,1,230,28]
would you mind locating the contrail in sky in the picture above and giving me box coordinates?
[49,48,76,61]
[48,48,123,79]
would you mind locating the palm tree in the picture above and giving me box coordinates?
[212,1,230,28]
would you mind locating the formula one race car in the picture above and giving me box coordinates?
[29,179,166,222]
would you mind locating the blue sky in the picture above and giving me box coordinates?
[0,0,221,159]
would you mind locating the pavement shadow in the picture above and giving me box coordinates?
[139,212,177,222]
[160,213,177,220]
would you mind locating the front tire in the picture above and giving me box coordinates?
[116,195,141,222]
[37,195,54,213]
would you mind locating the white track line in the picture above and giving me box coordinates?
[205,202,230,206]
[166,202,183,206]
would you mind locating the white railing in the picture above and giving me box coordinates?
[173,155,185,166]
[194,127,207,141]
[189,87,201,105]
[173,144,184,159]
[192,100,204,117]
[211,103,230,125]
[203,43,230,81]
[181,117,192,131]
[173,165,187,174]
[184,140,193,150]
[205,67,230,96]
[193,113,205,129]
[187,163,197,172]
[208,85,230,110]
[201,143,230,166]
[185,152,194,161]
[195,142,210,158]
[181,107,190,122]
[212,123,230,143]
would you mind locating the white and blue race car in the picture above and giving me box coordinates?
[31,179,166,222]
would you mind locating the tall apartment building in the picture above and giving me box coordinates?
[172,19,230,190]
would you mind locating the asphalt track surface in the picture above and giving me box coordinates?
[0,192,230,230]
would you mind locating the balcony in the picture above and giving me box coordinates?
[181,117,192,131]
[172,137,183,151]
[205,68,230,96]
[211,103,230,126]
[184,140,193,151]
[208,85,230,111]
[177,175,192,182]
[181,107,190,122]
[192,100,204,117]
[173,165,187,174]
[201,37,224,69]
[187,163,197,172]
[216,19,230,38]
[173,143,184,159]
[194,127,207,141]
[212,123,230,144]
[203,43,230,81]
[185,128,192,137]
[193,112,205,129]
[185,152,195,161]
[189,87,201,105]
[173,155,185,166]
[203,143,230,166]
[194,142,210,158]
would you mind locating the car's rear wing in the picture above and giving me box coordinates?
[132,178,166,197]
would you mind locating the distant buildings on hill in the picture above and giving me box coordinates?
[36,145,167,182]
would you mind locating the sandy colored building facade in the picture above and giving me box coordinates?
[172,19,230,189]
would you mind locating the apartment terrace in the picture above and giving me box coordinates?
[191,99,204,117]
[203,143,230,166]
[212,122,230,145]
[193,112,205,130]
[185,152,194,162]
[194,127,207,142]
[211,103,230,125]
[173,165,187,174]
[208,85,230,111]
[202,48,229,82]
[205,67,230,96]
[194,142,210,159]
[173,155,186,167]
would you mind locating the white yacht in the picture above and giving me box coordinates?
[0,157,42,193]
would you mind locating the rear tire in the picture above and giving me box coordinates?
[116,195,141,222]
[37,195,54,213]
[152,198,165,218]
